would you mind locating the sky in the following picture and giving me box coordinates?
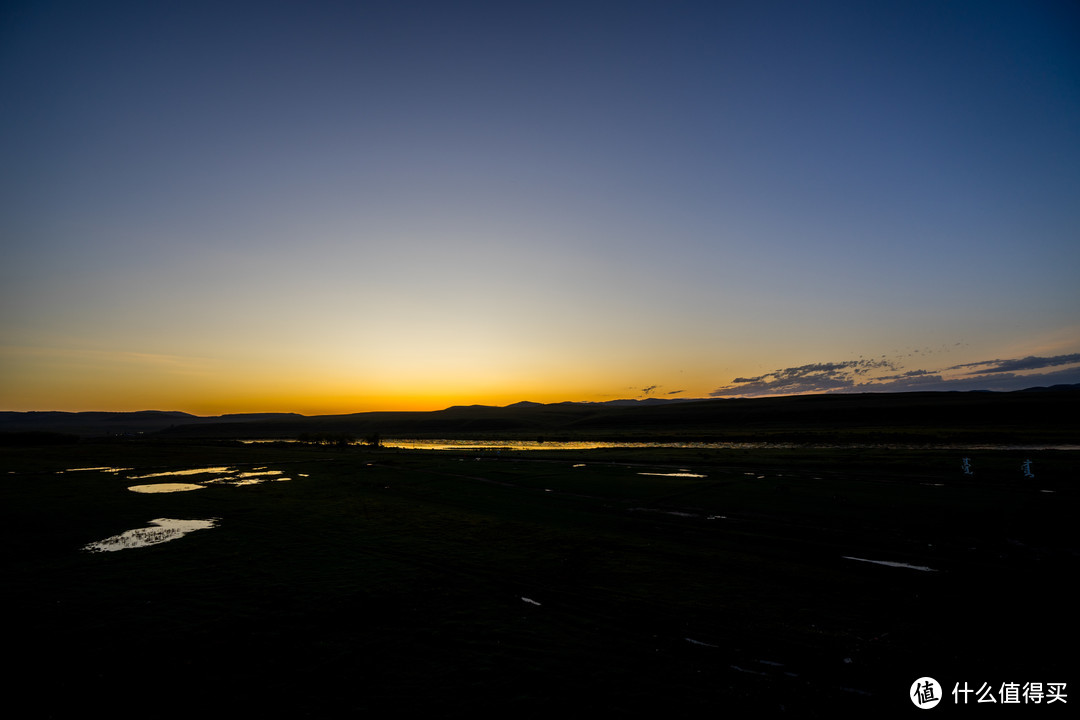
[2,0,1079,415]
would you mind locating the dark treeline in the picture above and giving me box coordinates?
[297,431,381,447]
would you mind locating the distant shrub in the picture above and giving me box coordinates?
[297,432,358,447]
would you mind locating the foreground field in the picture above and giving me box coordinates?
[3,440,1076,717]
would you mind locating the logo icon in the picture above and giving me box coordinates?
[911,677,942,709]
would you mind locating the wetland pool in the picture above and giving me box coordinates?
[83,518,218,552]
[306,439,1080,451]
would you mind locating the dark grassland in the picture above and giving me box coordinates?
[3,439,1076,717]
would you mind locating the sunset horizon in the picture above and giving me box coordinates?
[3,1,1078,421]
[3,2,1076,704]
[5,348,1078,418]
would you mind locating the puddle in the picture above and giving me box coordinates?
[638,472,707,478]
[380,439,820,451]
[128,483,206,493]
[65,467,133,473]
[686,638,718,647]
[128,467,234,479]
[629,507,700,518]
[83,518,218,552]
[842,556,937,572]
[123,466,292,489]
[203,470,290,486]
[730,665,768,675]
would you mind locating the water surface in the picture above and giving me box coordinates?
[83,518,218,552]
[123,466,291,490]
[842,556,937,572]
[379,439,1080,451]
[128,483,205,493]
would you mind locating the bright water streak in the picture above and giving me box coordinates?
[376,439,1080,451]
[382,439,786,451]
[127,466,235,479]
[842,556,937,572]
[638,472,707,478]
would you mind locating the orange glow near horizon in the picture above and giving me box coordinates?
[3,3,1079,418]
[4,337,1080,415]
[0,343,696,414]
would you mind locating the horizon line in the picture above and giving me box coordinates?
[5,383,1077,418]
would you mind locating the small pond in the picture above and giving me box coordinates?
[83,518,218,552]
[122,466,292,493]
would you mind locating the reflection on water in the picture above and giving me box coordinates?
[224,470,286,485]
[382,439,788,451]
[77,465,296,552]
[123,466,291,490]
[638,472,707,478]
[128,467,234,479]
[630,507,699,518]
[842,556,937,572]
[128,483,206,493]
[374,439,1080,451]
[685,638,719,648]
[83,518,218,552]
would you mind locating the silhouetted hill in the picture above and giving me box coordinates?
[4,388,1076,443]
[0,411,301,437]
[159,388,1078,443]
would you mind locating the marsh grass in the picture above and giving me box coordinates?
[3,440,1075,716]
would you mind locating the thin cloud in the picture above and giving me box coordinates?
[711,359,897,396]
[876,369,935,381]
[948,353,1080,375]
[1,345,212,374]
[858,366,1080,393]
[712,353,1080,397]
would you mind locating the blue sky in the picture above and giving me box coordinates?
[2,1,1078,413]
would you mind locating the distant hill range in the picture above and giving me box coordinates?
[3,385,1078,444]
[0,411,303,438]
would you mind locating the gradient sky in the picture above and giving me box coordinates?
[2,0,1079,415]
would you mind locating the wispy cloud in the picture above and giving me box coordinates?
[711,353,1080,397]
[0,345,212,375]
[947,353,1080,374]
[710,359,897,396]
